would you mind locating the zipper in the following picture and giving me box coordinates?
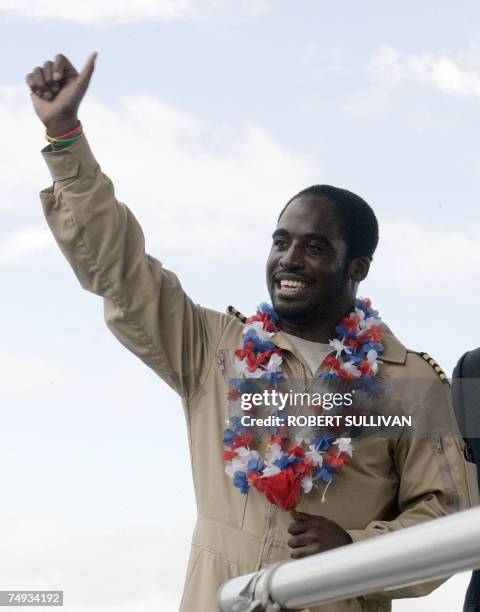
[258,503,278,568]
[433,433,460,512]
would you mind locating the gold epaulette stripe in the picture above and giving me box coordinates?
[227,305,247,323]
[418,352,448,381]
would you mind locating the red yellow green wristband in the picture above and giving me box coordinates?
[45,122,83,146]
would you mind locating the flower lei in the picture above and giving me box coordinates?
[223,298,384,511]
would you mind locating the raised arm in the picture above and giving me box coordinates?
[27,53,230,399]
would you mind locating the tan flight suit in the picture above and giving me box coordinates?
[39,135,479,612]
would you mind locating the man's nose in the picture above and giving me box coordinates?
[279,243,304,270]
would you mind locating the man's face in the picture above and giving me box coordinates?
[266,194,350,321]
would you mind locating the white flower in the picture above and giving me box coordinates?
[224,447,261,478]
[225,457,247,476]
[262,461,281,477]
[366,349,378,363]
[330,338,351,356]
[355,308,366,321]
[234,358,264,378]
[301,474,314,494]
[333,437,353,456]
[267,352,283,372]
[365,316,381,328]
[229,399,243,417]
[340,361,361,378]
[305,445,324,467]
[237,447,259,461]
[266,443,283,462]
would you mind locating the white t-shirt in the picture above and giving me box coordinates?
[283,332,335,376]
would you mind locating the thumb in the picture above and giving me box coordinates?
[294,511,318,520]
[78,52,98,87]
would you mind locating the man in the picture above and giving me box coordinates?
[453,349,480,612]
[27,53,476,611]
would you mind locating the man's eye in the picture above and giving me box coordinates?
[273,239,288,248]
[306,243,325,253]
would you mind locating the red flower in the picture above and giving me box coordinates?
[235,341,255,360]
[232,435,253,449]
[344,337,362,351]
[227,388,241,401]
[337,369,356,380]
[360,326,382,343]
[340,314,360,333]
[245,312,278,333]
[324,355,340,370]
[359,360,374,377]
[223,449,238,460]
[288,445,305,458]
[236,345,283,374]
[252,466,302,511]
[326,451,349,470]
[248,471,261,486]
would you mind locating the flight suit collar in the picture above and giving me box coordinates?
[270,321,406,365]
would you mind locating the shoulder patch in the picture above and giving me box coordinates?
[227,305,247,323]
[409,350,449,382]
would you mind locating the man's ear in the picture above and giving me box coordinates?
[348,257,371,282]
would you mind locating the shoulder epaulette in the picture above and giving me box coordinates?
[227,305,247,323]
[409,350,449,382]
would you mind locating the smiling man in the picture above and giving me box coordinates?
[27,53,477,612]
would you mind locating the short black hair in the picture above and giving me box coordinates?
[278,184,379,262]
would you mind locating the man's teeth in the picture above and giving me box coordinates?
[280,279,308,289]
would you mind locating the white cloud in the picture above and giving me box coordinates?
[346,45,480,118]
[372,219,480,294]
[3,83,479,287]
[0,0,269,24]
[0,227,52,263]
[1,85,318,261]
[0,517,192,611]
[0,352,63,393]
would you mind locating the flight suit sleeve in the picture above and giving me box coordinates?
[39,134,229,399]
[346,375,478,600]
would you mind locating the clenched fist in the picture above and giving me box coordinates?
[288,511,352,559]
[26,52,97,137]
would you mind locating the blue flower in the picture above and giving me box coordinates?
[223,429,235,445]
[317,467,334,483]
[238,379,261,395]
[312,435,335,452]
[258,303,279,324]
[233,471,249,494]
[355,298,379,319]
[335,324,356,340]
[273,455,291,470]
[260,371,285,383]
[247,458,264,472]
[359,341,384,356]
[244,329,276,352]
[318,372,339,381]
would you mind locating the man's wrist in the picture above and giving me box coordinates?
[45,117,79,138]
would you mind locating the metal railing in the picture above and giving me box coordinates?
[218,506,480,611]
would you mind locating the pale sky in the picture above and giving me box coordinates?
[0,1,479,610]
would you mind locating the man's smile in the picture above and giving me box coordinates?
[274,273,313,298]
